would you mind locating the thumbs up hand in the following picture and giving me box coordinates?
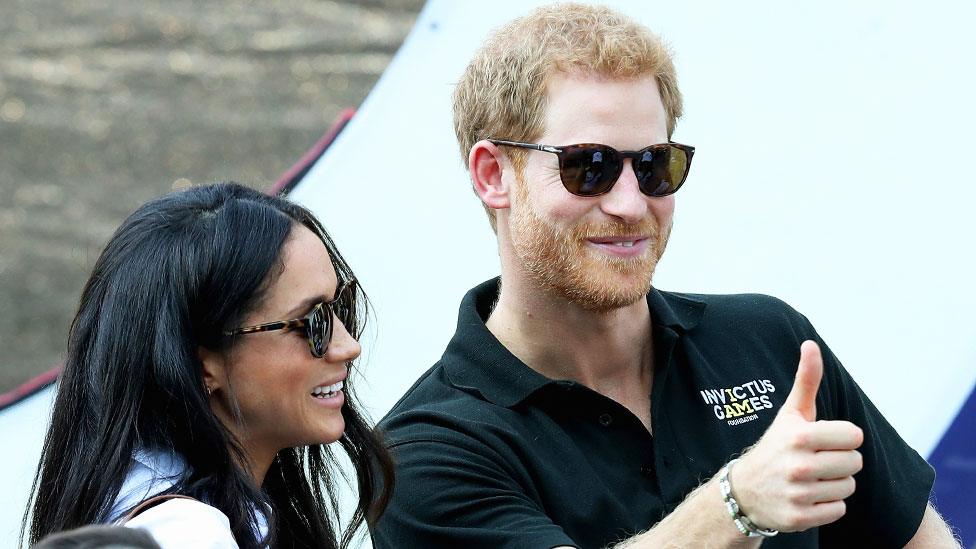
[727,341,864,532]
[782,340,825,422]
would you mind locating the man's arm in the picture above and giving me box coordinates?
[553,479,760,549]
[905,504,961,549]
[608,478,762,549]
[566,341,863,549]
[374,436,580,549]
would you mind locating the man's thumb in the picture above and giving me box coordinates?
[782,340,823,421]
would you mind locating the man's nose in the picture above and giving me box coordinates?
[599,160,650,223]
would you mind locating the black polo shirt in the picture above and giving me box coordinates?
[373,278,934,549]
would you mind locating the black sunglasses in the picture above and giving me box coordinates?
[225,278,357,358]
[488,139,695,197]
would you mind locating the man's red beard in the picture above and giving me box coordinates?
[508,179,671,313]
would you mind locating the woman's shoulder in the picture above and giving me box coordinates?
[112,448,269,547]
[125,498,237,548]
[109,447,188,522]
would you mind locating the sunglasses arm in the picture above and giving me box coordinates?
[488,139,562,154]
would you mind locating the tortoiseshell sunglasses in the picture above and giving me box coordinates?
[225,278,357,358]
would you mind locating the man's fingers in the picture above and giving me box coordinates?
[811,449,863,480]
[811,477,857,504]
[782,340,823,422]
[807,500,848,528]
[796,421,864,451]
[785,448,862,482]
[783,477,857,507]
[778,499,848,532]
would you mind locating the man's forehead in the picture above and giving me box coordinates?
[539,72,666,142]
[543,70,660,97]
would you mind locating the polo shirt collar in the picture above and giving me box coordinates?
[647,286,707,332]
[442,278,552,408]
[442,277,707,408]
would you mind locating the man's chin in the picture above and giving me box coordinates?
[575,292,647,313]
[549,266,655,313]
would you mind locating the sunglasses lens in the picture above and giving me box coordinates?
[307,304,328,357]
[333,282,356,336]
[559,145,621,196]
[306,281,358,358]
[635,145,689,197]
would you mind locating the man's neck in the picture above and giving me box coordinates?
[486,272,655,407]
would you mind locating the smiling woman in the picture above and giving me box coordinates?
[22,183,393,549]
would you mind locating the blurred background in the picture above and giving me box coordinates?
[0,0,425,394]
[3,1,974,545]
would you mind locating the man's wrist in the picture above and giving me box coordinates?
[719,459,778,538]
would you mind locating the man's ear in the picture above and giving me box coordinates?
[198,346,227,395]
[469,140,511,210]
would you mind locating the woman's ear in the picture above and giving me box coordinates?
[198,346,226,395]
[469,140,511,211]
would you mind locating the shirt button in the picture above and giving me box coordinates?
[598,413,613,426]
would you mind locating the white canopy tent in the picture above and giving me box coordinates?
[3,1,974,546]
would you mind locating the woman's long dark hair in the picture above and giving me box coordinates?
[23,183,393,548]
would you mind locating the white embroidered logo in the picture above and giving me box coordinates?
[699,380,778,426]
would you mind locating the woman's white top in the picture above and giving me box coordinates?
[126,498,239,548]
[110,448,268,548]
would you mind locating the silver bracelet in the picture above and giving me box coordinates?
[718,458,779,538]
